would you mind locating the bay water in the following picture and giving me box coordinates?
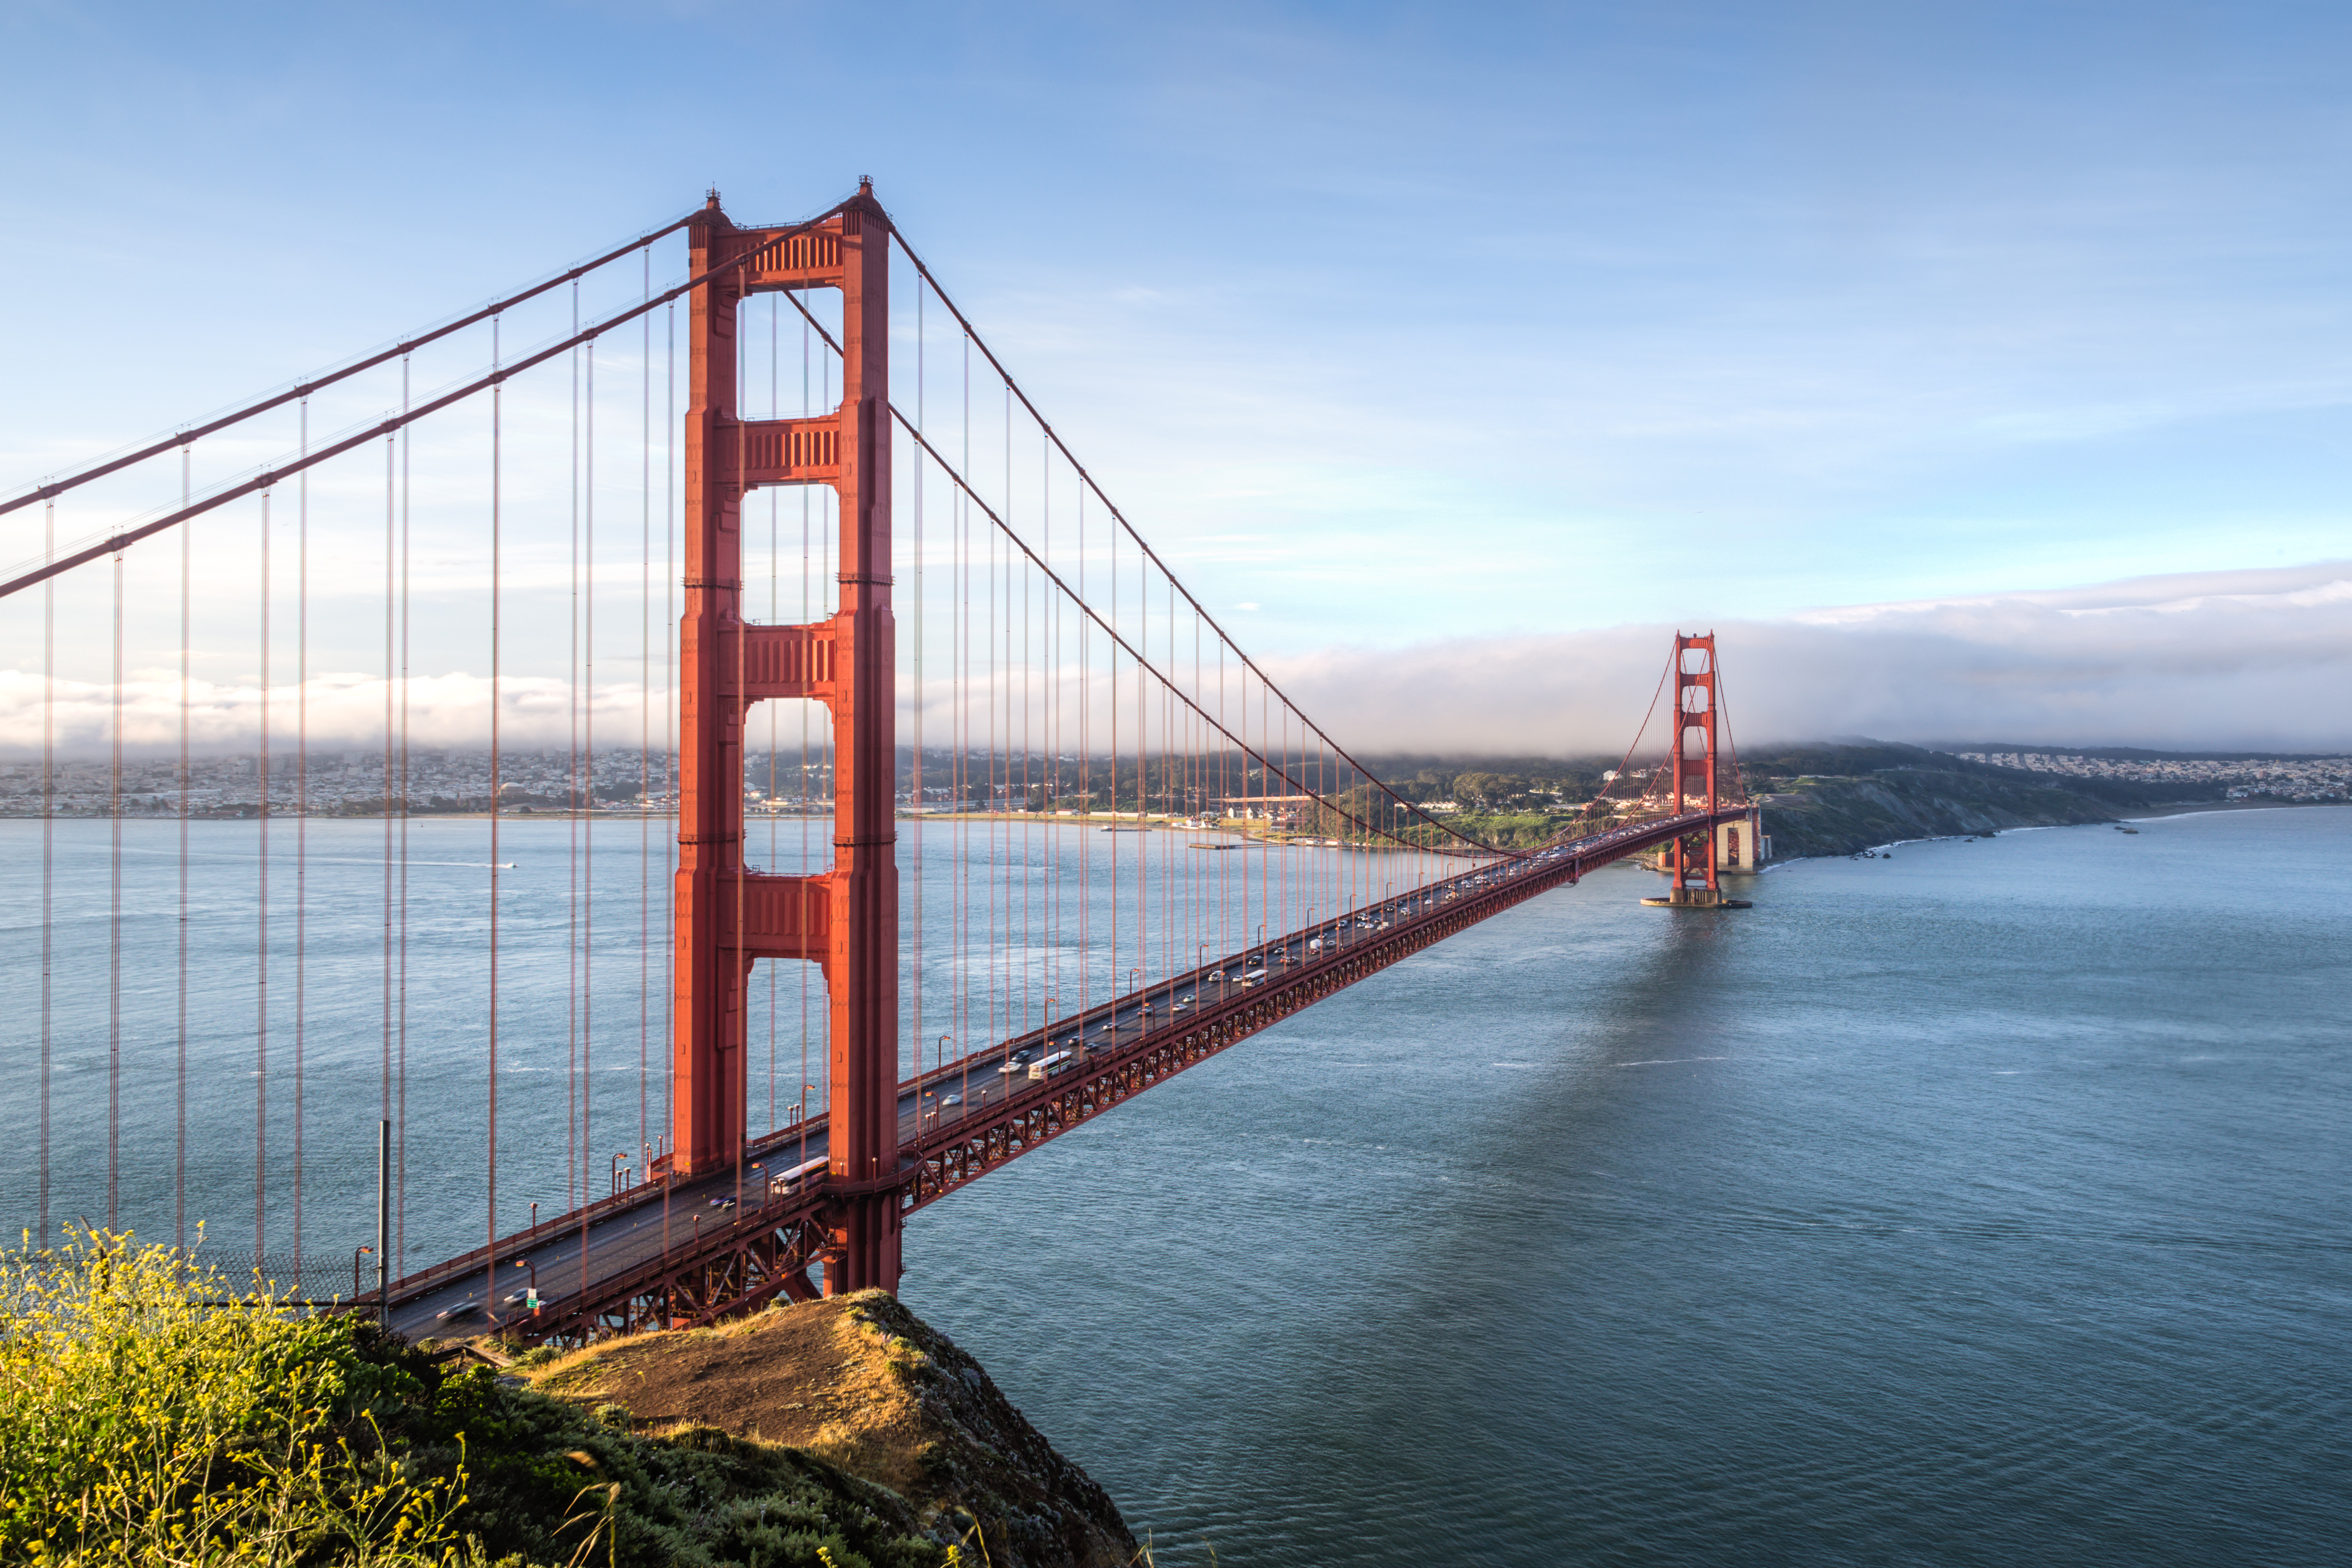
[912,806,2351,1566]
[4,806,2347,1564]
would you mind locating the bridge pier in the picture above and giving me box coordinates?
[1642,887,1753,908]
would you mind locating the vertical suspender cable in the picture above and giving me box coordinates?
[662,300,674,1240]
[1106,424,1116,1004]
[569,282,582,1211]
[486,316,503,1303]
[1134,540,1143,987]
[988,398,1000,1046]
[398,355,411,1273]
[1075,479,1087,1024]
[294,401,308,1273]
[384,422,396,1260]
[767,295,778,1129]
[641,252,653,1173]
[732,301,748,1215]
[584,335,597,1217]
[178,447,191,1253]
[584,332,598,1277]
[664,299,676,1169]
[795,327,808,1162]
[910,275,923,1090]
[797,310,810,1164]
[40,497,53,1244]
[108,536,122,1228]
[945,341,964,1100]
[256,486,271,1268]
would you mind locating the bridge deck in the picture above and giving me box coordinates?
[386,808,1746,1345]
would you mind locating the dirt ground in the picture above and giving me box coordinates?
[530,1291,1135,1568]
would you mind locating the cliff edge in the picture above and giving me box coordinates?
[531,1291,1136,1568]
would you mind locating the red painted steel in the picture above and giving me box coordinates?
[674,184,899,1295]
[1665,632,1721,898]
[393,803,1749,1350]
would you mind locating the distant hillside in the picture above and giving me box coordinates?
[1349,740,2230,861]
[1729,740,2218,859]
[1755,771,2121,859]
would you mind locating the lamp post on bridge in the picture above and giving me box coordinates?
[352,1246,371,1305]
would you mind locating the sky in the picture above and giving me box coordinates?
[2,0,2348,754]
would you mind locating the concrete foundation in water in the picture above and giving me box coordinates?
[1643,888,1754,908]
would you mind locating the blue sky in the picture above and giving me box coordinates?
[3,0,2348,748]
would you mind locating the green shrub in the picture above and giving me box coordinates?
[0,1225,468,1566]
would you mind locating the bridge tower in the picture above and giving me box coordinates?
[674,185,900,1294]
[1653,631,1750,909]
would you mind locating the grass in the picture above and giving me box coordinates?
[0,1229,958,1567]
[0,1226,467,1566]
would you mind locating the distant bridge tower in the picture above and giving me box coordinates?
[1647,631,1756,909]
[674,184,900,1294]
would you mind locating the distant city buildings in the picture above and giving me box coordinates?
[1956,752,2352,803]
[0,750,726,817]
[11,746,2345,815]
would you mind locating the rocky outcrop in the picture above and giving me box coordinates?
[532,1291,1135,1568]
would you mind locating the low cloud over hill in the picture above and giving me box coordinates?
[1267,560,2352,756]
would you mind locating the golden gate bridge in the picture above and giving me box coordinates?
[1,184,1758,1346]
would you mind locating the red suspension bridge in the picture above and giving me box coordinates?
[1,185,1759,1345]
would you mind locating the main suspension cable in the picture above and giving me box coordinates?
[0,211,702,521]
[2,196,862,602]
[764,262,1498,860]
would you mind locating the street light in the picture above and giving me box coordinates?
[514,1256,540,1315]
[353,1245,372,1303]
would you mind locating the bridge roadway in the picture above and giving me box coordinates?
[384,807,1746,1344]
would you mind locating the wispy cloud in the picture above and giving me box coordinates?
[13,562,2344,761]
[1262,560,2352,755]
[0,672,655,761]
